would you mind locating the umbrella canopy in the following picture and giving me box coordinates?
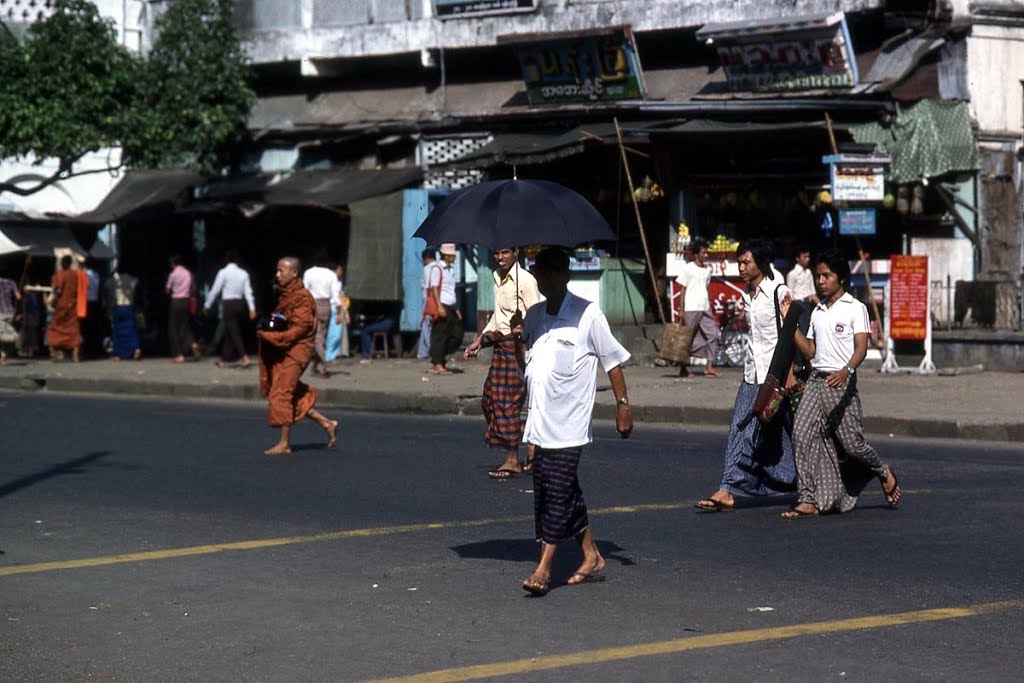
[413,179,614,249]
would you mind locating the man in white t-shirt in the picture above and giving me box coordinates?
[785,248,900,518]
[513,248,633,596]
[675,237,722,377]
[427,243,463,375]
[785,246,818,305]
[303,250,342,378]
[417,248,439,359]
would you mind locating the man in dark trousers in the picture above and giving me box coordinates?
[427,243,463,375]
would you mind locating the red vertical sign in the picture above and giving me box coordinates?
[889,255,928,341]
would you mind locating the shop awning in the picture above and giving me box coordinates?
[449,123,651,168]
[0,224,86,258]
[70,169,204,224]
[849,100,978,183]
[647,120,848,135]
[264,167,423,207]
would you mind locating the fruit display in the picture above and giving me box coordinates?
[709,234,739,255]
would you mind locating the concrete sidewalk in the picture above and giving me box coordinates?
[1,352,1022,442]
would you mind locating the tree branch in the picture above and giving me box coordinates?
[0,157,125,197]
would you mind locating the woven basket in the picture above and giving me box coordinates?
[660,323,697,364]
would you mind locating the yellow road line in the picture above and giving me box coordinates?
[0,502,688,578]
[364,600,1024,683]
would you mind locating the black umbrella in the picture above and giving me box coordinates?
[412,179,614,249]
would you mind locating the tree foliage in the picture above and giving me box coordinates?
[122,0,255,173]
[0,0,255,197]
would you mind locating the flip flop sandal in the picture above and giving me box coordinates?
[781,505,819,519]
[883,466,901,507]
[566,571,606,586]
[694,498,734,512]
[522,577,549,597]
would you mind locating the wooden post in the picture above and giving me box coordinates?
[614,117,665,325]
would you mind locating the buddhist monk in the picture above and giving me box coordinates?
[257,256,339,455]
[48,255,81,362]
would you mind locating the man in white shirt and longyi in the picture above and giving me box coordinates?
[303,250,342,378]
[513,248,633,597]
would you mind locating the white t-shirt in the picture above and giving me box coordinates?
[303,266,341,302]
[807,292,870,372]
[786,263,816,302]
[675,261,711,312]
[421,262,440,297]
[436,262,457,306]
[521,292,631,449]
[742,276,791,385]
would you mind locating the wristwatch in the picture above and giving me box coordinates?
[845,365,856,374]
[617,396,629,406]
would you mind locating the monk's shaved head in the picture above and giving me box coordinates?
[280,256,301,273]
[275,256,301,288]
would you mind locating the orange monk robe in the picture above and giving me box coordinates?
[48,269,81,351]
[76,269,89,319]
[258,279,318,427]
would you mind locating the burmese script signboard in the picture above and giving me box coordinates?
[434,0,535,18]
[503,27,647,105]
[889,255,929,341]
[696,12,858,92]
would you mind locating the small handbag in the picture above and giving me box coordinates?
[752,374,788,423]
[752,284,788,424]
[422,265,444,322]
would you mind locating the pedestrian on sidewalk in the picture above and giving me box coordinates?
[695,239,796,511]
[103,267,142,361]
[783,249,901,518]
[427,243,463,375]
[303,249,341,378]
[417,248,439,360]
[81,260,106,359]
[257,256,339,456]
[325,262,350,362]
[0,274,19,366]
[48,255,81,362]
[464,246,539,479]
[165,255,199,363]
[675,237,722,378]
[515,248,633,596]
[204,249,256,369]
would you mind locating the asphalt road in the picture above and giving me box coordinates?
[1,392,1022,682]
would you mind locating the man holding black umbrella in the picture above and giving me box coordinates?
[465,246,539,479]
[513,248,633,596]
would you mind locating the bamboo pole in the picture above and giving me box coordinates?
[614,117,665,325]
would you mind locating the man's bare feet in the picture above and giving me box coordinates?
[695,490,735,511]
[781,503,819,519]
[325,420,339,448]
[264,444,292,455]
[522,570,550,596]
[704,367,723,378]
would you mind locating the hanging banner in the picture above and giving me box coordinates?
[889,255,929,340]
[501,26,647,105]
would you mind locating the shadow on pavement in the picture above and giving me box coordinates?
[449,538,636,568]
[0,451,111,499]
